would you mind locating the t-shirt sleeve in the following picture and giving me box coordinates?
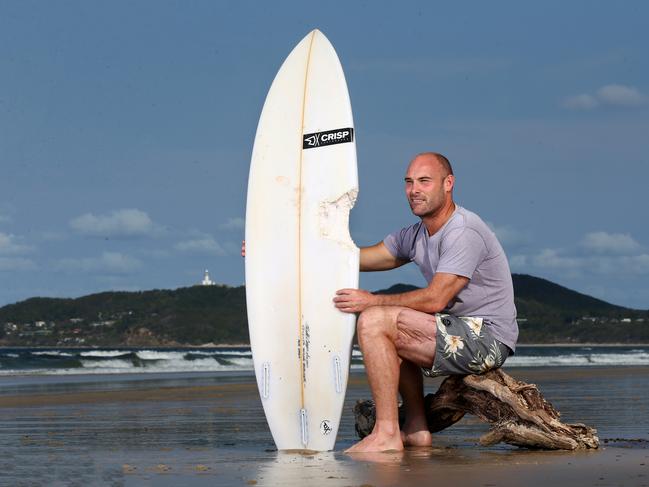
[383,226,415,261]
[436,227,487,279]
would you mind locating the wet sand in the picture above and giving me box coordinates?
[1,366,649,486]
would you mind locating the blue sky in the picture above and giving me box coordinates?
[1,1,648,309]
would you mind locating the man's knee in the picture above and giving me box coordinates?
[357,306,394,342]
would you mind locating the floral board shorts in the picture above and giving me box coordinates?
[421,314,511,378]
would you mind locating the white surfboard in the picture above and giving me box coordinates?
[245,29,359,451]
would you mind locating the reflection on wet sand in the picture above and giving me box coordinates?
[1,367,649,485]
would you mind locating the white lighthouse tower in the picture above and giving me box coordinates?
[201,269,216,286]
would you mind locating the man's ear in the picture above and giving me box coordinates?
[445,174,455,192]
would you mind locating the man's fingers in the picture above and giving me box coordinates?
[334,288,365,314]
[334,290,355,302]
[333,299,355,310]
[336,304,357,313]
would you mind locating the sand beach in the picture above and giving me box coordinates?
[1,366,649,486]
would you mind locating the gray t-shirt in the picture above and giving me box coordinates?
[383,205,518,351]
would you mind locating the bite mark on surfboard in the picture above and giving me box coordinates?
[318,188,358,248]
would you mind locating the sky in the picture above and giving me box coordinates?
[1,1,648,309]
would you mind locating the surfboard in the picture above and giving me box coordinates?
[245,29,359,451]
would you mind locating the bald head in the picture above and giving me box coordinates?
[409,152,454,177]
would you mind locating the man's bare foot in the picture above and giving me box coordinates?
[345,432,404,453]
[400,428,432,447]
[344,450,404,464]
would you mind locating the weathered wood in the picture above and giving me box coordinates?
[353,368,599,450]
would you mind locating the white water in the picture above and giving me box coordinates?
[1,346,649,376]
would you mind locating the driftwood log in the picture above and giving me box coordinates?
[354,368,599,450]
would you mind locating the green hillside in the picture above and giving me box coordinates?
[378,275,649,343]
[0,275,647,346]
[0,286,247,347]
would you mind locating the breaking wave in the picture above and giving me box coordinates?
[1,345,648,376]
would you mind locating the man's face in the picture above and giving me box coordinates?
[404,156,452,218]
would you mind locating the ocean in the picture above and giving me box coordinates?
[1,345,649,376]
[2,345,649,485]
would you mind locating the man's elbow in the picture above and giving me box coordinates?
[420,295,447,314]
[425,303,446,314]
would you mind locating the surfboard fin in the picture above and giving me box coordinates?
[333,355,343,393]
[261,362,270,399]
[300,408,309,446]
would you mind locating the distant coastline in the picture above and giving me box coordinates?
[1,274,647,348]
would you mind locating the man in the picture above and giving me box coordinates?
[333,152,518,453]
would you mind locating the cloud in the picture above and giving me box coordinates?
[563,94,599,110]
[531,248,583,271]
[70,209,163,238]
[581,231,643,255]
[147,249,171,259]
[510,231,649,279]
[175,237,226,256]
[218,217,245,231]
[508,254,528,271]
[513,248,649,279]
[486,222,531,248]
[564,84,647,110]
[0,257,37,271]
[39,231,68,242]
[594,254,649,275]
[596,84,647,107]
[0,232,34,255]
[54,252,142,274]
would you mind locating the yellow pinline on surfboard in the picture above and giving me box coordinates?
[297,30,316,443]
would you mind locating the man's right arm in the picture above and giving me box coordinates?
[360,242,408,271]
[244,239,407,272]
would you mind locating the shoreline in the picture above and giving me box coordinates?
[0,343,253,349]
[3,342,649,349]
[516,342,649,347]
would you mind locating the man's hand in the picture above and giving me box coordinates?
[333,288,379,313]
[241,240,245,258]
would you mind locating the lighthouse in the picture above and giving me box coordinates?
[201,269,216,286]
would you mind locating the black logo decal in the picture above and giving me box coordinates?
[320,420,333,435]
[303,128,354,149]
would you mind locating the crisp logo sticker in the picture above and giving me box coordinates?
[303,128,354,149]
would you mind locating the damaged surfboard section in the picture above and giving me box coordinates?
[318,188,358,248]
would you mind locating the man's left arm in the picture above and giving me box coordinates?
[333,272,469,314]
